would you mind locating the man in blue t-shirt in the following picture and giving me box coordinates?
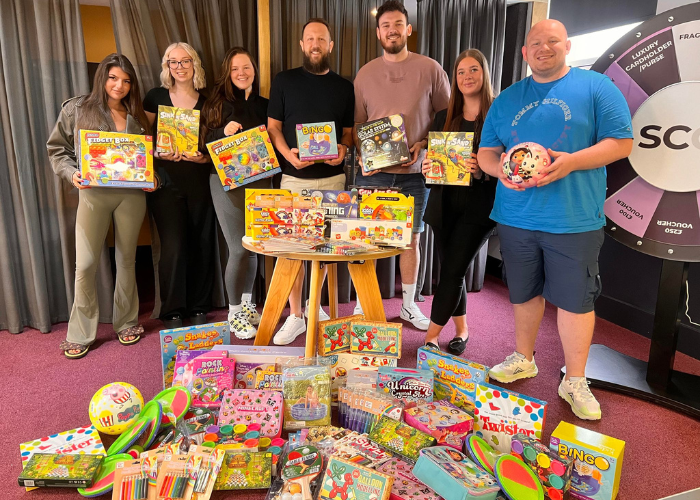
[477,19,633,421]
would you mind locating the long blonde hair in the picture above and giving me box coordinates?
[443,49,494,146]
[160,42,206,90]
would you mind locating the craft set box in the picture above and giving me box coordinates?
[155,105,200,154]
[207,125,280,191]
[295,121,338,162]
[356,114,410,172]
[550,422,625,500]
[245,188,326,241]
[376,366,434,405]
[426,131,474,186]
[213,344,305,389]
[79,130,154,188]
[350,320,402,357]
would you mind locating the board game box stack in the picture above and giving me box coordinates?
[426,131,474,186]
[156,105,201,155]
[208,125,280,191]
[79,130,154,188]
[245,188,326,241]
[357,114,410,172]
[296,122,338,162]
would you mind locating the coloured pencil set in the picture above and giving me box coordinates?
[112,459,151,500]
[154,454,201,500]
[120,474,149,500]
[338,387,403,433]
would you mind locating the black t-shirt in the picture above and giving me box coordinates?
[143,87,209,183]
[267,67,354,179]
[423,109,497,229]
[205,90,269,143]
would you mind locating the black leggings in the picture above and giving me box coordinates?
[430,222,493,326]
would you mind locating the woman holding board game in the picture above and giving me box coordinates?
[201,47,269,340]
[144,43,215,330]
[421,49,497,355]
[47,53,154,359]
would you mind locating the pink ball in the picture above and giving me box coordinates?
[502,142,550,188]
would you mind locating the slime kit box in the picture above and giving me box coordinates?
[155,105,200,155]
[473,382,547,453]
[207,125,279,191]
[416,346,489,413]
[376,367,433,405]
[320,457,394,500]
[357,114,410,172]
[296,121,338,162]
[550,422,625,500]
[79,130,154,188]
[159,322,230,389]
[426,131,474,186]
[350,320,402,358]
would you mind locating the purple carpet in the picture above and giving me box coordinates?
[3,275,700,499]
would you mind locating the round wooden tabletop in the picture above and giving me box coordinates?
[242,237,404,262]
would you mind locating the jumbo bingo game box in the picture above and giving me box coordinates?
[207,125,280,191]
[295,121,338,162]
[79,130,154,188]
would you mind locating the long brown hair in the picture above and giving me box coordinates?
[443,49,493,147]
[76,53,150,135]
[201,47,259,140]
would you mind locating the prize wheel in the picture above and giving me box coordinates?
[593,3,700,262]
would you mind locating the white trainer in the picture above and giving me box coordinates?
[229,310,257,340]
[273,314,306,345]
[559,377,602,420]
[241,300,261,326]
[399,303,430,330]
[488,352,539,383]
[304,299,330,321]
[354,302,363,315]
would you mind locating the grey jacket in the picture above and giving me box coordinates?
[46,95,147,184]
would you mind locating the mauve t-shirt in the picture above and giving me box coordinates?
[354,52,450,174]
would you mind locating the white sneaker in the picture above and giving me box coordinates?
[241,301,261,326]
[304,300,330,321]
[273,314,306,345]
[489,352,539,383]
[559,377,602,420]
[354,302,363,315]
[399,303,430,330]
[229,310,257,340]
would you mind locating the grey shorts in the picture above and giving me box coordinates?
[355,172,428,233]
[497,223,604,314]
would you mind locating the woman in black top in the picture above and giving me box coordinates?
[422,49,497,355]
[201,47,269,340]
[144,42,214,329]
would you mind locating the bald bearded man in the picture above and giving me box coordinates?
[477,20,633,420]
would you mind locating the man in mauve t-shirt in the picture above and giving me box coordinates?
[353,0,450,331]
[268,18,355,345]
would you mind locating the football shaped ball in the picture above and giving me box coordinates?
[502,142,550,188]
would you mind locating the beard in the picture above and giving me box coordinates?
[302,50,331,74]
[381,34,407,54]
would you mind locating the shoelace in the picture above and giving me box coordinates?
[502,353,525,368]
[570,378,595,402]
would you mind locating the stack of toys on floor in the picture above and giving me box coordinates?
[18,317,626,500]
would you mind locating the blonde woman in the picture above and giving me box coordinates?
[144,42,214,329]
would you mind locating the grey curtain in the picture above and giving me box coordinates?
[0,0,91,333]
[270,0,392,81]
[109,0,257,316]
[416,0,507,295]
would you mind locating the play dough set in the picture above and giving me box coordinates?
[19,319,626,500]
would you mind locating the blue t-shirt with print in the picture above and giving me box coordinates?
[480,67,633,233]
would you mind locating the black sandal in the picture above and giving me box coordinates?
[60,340,89,360]
[424,342,440,351]
[447,336,469,355]
[117,325,143,346]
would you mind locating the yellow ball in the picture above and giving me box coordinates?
[88,382,144,435]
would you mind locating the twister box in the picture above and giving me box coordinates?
[550,422,625,500]
[473,383,547,453]
[207,125,279,191]
[416,346,489,413]
[295,122,338,162]
[159,322,230,389]
[376,367,433,405]
[79,130,154,188]
[357,114,410,172]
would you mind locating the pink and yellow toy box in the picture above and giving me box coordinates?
[176,350,235,408]
[79,130,154,188]
[550,422,625,500]
[404,400,473,450]
[218,389,283,439]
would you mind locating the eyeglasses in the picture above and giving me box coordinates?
[168,59,193,69]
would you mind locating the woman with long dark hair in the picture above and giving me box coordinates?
[144,42,214,329]
[201,47,268,340]
[422,49,497,355]
[47,53,155,359]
